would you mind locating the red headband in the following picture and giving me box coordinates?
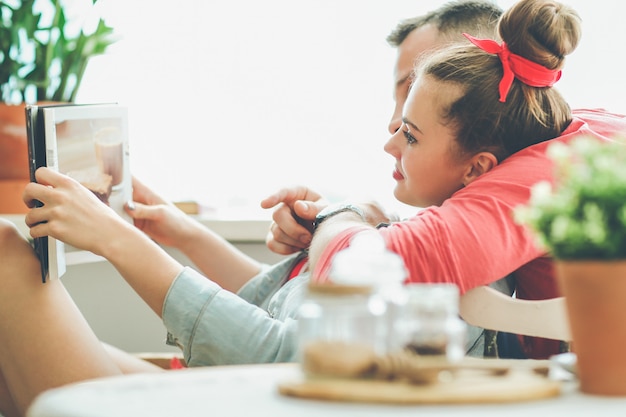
[462,33,562,103]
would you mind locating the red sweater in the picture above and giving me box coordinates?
[312,109,626,359]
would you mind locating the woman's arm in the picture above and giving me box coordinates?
[167,221,263,293]
[126,177,262,293]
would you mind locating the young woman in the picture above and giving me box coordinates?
[307,0,625,361]
[0,0,622,415]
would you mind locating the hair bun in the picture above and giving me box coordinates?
[498,0,581,71]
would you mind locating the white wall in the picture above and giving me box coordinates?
[62,240,285,353]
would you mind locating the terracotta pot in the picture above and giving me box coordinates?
[0,103,30,213]
[555,260,626,396]
[0,103,30,180]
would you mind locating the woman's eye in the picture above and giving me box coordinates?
[402,128,417,145]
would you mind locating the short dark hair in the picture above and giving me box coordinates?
[386,1,503,47]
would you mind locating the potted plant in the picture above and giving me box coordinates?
[515,135,626,396]
[0,0,115,212]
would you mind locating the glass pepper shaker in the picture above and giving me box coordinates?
[396,283,466,363]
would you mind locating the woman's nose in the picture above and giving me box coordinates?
[387,104,403,135]
[384,131,399,156]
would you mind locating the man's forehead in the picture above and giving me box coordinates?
[394,23,442,83]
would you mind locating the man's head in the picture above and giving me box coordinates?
[386,1,503,134]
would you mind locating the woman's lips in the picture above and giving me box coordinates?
[392,168,404,181]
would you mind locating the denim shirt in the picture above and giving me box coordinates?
[162,253,308,367]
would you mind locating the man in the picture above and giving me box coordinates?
[260,1,511,358]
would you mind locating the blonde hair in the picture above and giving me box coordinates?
[417,0,582,162]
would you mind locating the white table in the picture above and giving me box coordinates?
[27,363,626,417]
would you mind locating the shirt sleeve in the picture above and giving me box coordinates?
[311,225,371,283]
[162,267,299,366]
[237,252,306,309]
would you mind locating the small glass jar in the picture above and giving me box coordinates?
[394,283,466,362]
[297,283,388,375]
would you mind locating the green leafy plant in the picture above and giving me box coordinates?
[515,136,626,260]
[0,0,115,104]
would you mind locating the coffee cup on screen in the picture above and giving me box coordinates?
[94,126,124,188]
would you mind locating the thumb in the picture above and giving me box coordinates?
[125,201,159,220]
[293,200,326,220]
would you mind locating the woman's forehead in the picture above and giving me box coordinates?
[407,75,463,118]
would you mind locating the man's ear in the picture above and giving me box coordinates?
[462,152,498,186]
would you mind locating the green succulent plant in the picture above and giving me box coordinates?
[0,0,115,104]
[515,135,626,260]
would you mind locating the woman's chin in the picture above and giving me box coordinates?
[393,189,424,208]
[393,189,410,206]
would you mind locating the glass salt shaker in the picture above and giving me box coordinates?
[297,282,388,371]
[297,232,400,374]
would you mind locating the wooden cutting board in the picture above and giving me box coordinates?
[278,366,561,404]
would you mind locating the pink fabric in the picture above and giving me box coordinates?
[312,226,372,283]
[311,108,626,358]
[463,33,562,102]
[287,257,308,281]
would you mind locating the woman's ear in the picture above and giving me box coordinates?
[462,152,498,186]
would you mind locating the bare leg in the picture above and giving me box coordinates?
[0,220,162,416]
[0,368,19,417]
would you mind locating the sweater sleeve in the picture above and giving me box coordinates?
[311,225,371,283]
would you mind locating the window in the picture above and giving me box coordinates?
[78,0,626,219]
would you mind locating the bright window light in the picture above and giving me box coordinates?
[77,0,626,219]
